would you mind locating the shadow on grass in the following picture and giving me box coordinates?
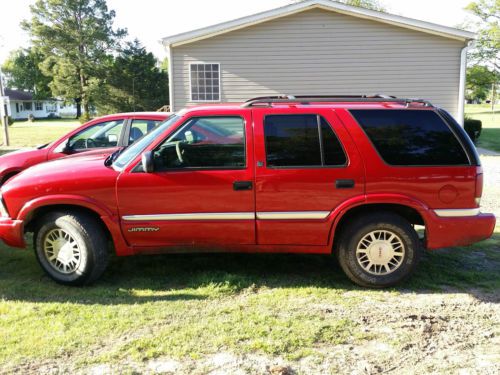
[0,231,498,305]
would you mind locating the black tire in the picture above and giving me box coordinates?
[34,211,109,286]
[337,213,421,288]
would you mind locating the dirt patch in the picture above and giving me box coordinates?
[64,292,499,375]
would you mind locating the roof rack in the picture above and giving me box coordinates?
[241,95,434,108]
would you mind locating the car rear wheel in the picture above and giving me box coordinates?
[337,213,421,288]
[34,211,109,286]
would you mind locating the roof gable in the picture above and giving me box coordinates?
[162,0,475,47]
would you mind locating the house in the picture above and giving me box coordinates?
[162,0,475,124]
[2,88,78,120]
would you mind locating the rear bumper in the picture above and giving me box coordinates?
[0,218,25,248]
[426,212,496,249]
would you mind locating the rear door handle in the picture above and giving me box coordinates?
[233,181,253,191]
[335,179,355,189]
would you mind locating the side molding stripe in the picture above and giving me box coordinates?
[122,211,332,221]
[256,211,330,220]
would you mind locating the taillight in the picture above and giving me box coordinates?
[475,170,483,206]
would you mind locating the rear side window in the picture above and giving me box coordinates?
[264,115,346,168]
[350,110,469,166]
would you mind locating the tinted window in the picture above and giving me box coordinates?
[265,115,346,167]
[153,116,245,170]
[350,110,469,166]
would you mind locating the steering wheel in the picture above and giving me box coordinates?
[85,138,97,149]
[175,141,184,163]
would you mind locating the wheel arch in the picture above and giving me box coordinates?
[19,196,133,256]
[330,199,428,253]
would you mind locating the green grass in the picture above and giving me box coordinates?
[0,228,498,370]
[1,119,79,149]
[465,104,500,152]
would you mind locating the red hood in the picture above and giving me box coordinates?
[1,153,120,218]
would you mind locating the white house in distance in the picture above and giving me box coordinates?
[162,0,475,124]
[2,88,77,120]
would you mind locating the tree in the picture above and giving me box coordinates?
[466,65,497,101]
[95,40,169,114]
[22,0,126,118]
[290,0,385,11]
[1,48,52,99]
[466,1,499,107]
[466,0,499,68]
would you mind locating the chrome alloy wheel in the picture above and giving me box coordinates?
[356,230,405,275]
[43,229,81,274]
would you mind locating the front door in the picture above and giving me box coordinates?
[253,108,364,246]
[117,113,255,248]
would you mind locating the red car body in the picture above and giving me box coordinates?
[0,112,170,184]
[0,98,495,286]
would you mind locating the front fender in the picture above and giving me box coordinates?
[17,194,116,222]
[16,194,133,256]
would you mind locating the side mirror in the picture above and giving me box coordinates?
[142,151,154,173]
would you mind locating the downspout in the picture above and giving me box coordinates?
[457,41,471,126]
[167,44,175,112]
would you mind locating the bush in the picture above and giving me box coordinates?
[79,113,91,124]
[7,116,13,126]
[464,118,482,143]
[27,114,35,122]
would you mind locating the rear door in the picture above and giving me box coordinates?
[253,107,364,246]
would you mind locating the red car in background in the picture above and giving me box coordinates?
[0,112,170,184]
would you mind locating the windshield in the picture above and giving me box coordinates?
[112,114,179,170]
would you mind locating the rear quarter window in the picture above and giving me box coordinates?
[350,109,469,166]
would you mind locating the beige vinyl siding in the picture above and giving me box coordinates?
[171,8,465,115]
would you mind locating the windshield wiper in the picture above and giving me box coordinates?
[104,147,125,167]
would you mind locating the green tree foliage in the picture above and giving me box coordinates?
[466,0,499,68]
[95,40,169,114]
[466,65,497,101]
[290,0,384,11]
[22,0,126,118]
[1,48,51,99]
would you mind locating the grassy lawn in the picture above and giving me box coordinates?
[0,228,498,373]
[1,119,79,149]
[465,104,500,152]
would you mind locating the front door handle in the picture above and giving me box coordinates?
[233,181,253,191]
[335,179,355,189]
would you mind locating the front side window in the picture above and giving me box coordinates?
[67,120,124,151]
[35,102,43,111]
[265,115,347,168]
[350,109,469,166]
[190,63,220,102]
[24,102,32,111]
[153,116,245,171]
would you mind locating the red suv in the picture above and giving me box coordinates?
[0,112,170,184]
[0,96,495,287]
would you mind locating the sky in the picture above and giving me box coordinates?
[0,0,475,63]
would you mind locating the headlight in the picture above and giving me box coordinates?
[0,193,9,218]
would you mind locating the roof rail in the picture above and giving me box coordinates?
[241,95,433,108]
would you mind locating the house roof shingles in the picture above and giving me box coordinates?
[5,88,34,101]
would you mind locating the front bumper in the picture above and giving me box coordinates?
[426,211,496,249]
[0,218,25,248]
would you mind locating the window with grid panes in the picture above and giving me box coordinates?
[190,63,220,102]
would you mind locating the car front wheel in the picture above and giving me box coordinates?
[337,213,421,288]
[34,211,109,286]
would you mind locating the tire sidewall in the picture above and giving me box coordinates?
[34,215,92,284]
[341,218,419,288]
